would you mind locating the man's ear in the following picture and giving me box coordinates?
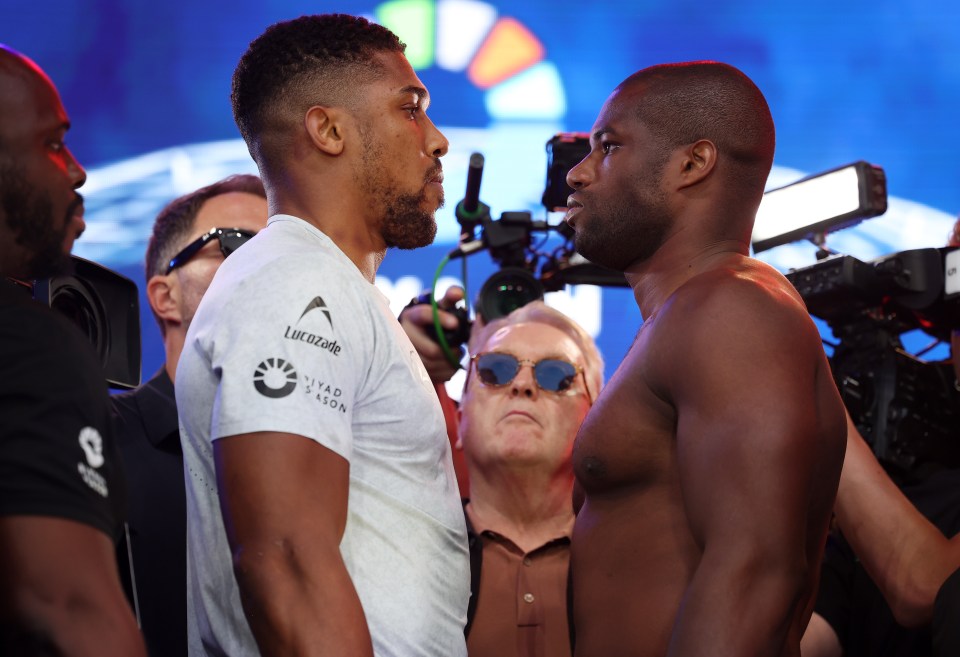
[304,105,346,156]
[146,274,183,326]
[675,139,717,190]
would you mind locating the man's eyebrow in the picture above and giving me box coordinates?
[400,85,430,109]
[591,128,611,142]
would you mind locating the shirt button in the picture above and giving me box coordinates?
[523,593,535,603]
[522,557,532,566]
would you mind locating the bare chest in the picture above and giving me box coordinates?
[572,342,677,496]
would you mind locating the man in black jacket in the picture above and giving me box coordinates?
[114,174,266,657]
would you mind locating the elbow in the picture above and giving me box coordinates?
[885,555,959,627]
[231,539,305,614]
[887,579,939,628]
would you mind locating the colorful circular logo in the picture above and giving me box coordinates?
[373,0,565,120]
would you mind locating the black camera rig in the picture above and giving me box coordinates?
[786,246,960,476]
[447,135,626,320]
[17,257,142,389]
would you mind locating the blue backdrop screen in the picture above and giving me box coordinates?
[6,0,958,385]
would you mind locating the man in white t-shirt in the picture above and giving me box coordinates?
[176,14,468,657]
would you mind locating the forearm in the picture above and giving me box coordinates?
[234,544,373,657]
[667,554,805,657]
[2,585,146,657]
[834,429,953,625]
[0,517,146,657]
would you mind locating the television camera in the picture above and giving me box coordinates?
[423,134,627,363]
[757,163,960,476]
[7,257,142,390]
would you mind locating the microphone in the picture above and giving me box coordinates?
[455,153,487,234]
[451,152,490,259]
[460,152,484,215]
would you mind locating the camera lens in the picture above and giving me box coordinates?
[49,279,108,361]
[476,268,544,321]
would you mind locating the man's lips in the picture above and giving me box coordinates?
[564,195,583,225]
[68,194,86,238]
[503,409,541,425]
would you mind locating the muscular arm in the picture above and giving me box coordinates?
[215,431,373,657]
[833,415,960,627]
[657,280,845,657]
[0,516,146,657]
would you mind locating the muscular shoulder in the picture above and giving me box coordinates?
[645,258,824,393]
[658,259,812,345]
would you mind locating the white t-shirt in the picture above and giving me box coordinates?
[177,214,469,657]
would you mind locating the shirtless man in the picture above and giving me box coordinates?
[563,61,847,657]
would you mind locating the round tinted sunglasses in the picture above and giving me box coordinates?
[165,227,256,274]
[471,351,591,402]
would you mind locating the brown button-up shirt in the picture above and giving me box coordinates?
[465,503,573,657]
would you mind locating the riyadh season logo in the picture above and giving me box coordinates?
[254,358,298,398]
[371,0,566,121]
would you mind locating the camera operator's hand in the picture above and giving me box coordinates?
[400,286,467,385]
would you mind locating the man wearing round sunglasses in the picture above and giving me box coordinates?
[112,173,266,657]
[176,14,468,657]
[456,301,603,657]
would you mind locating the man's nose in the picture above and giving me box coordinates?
[510,364,538,400]
[66,146,86,189]
[426,115,449,158]
[566,153,593,189]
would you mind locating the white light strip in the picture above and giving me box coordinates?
[753,165,861,242]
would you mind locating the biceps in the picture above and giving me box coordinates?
[214,432,351,552]
[675,398,820,554]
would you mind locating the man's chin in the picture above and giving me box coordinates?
[573,236,618,272]
[387,223,437,250]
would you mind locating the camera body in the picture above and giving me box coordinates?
[418,133,627,357]
[786,246,960,474]
[32,256,141,389]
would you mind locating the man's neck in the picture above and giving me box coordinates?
[163,328,185,383]
[625,238,750,320]
[467,467,575,552]
[269,176,386,284]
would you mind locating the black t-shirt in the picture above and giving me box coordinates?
[0,281,125,539]
[814,468,960,657]
[933,566,960,657]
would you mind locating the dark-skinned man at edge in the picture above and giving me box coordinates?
[563,61,847,657]
[0,45,146,657]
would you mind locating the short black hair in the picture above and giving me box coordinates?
[621,61,776,195]
[145,174,265,281]
[145,174,266,332]
[231,14,405,166]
